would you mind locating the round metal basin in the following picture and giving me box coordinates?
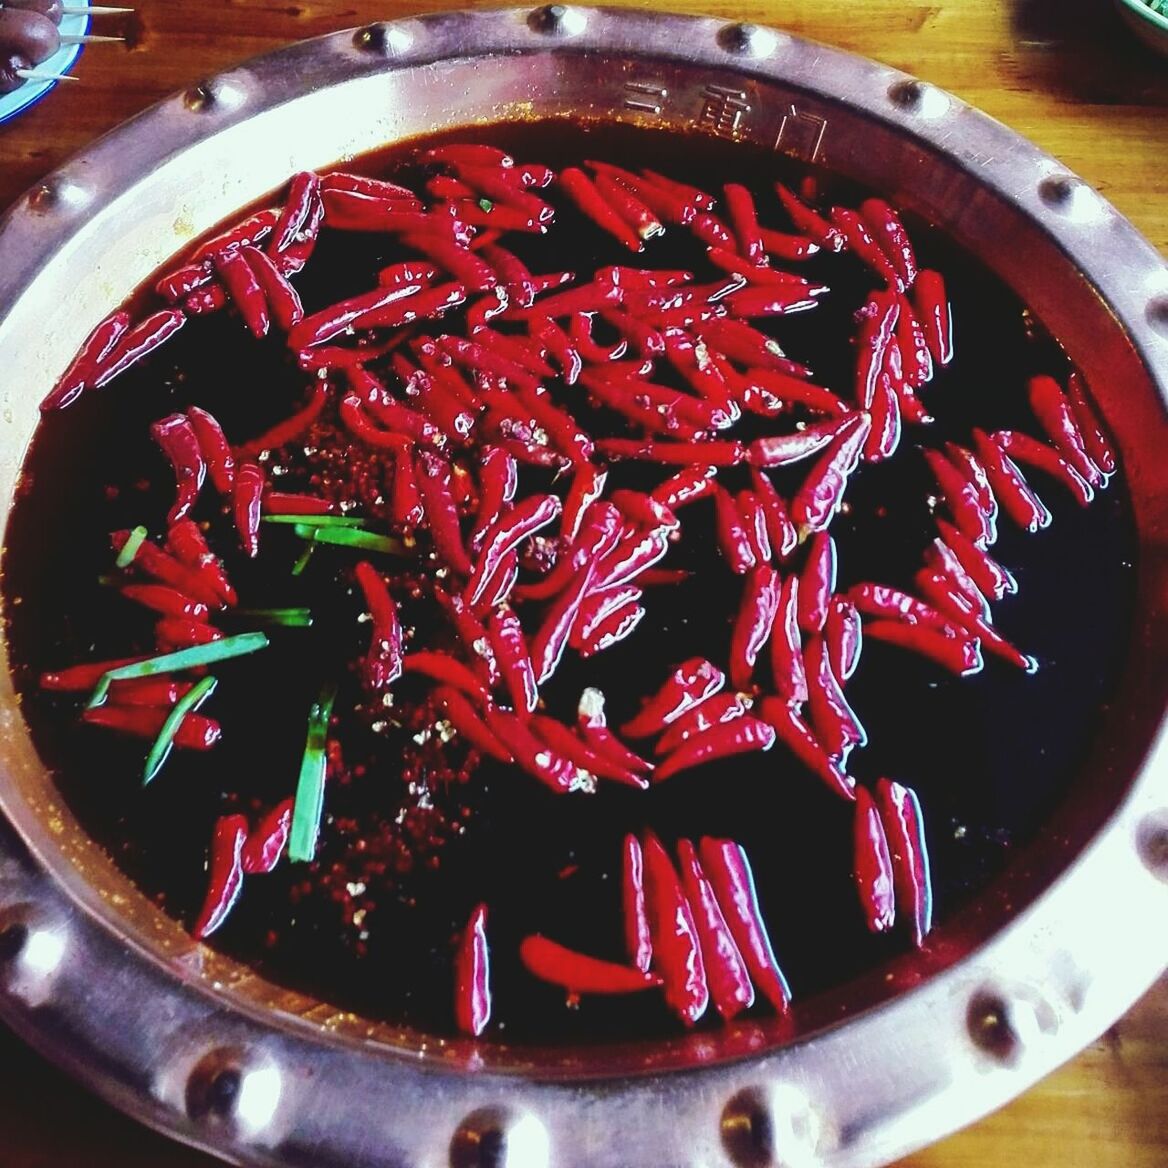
[0,7,1166,1167]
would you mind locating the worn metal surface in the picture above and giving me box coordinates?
[0,7,1165,1167]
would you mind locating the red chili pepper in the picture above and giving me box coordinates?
[192,814,249,940]
[922,447,995,546]
[270,170,322,253]
[696,318,802,376]
[718,182,765,265]
[194,208,281,262]
[725,285,824,318]
[238,383,330,459]
[41,311,130,411]
[576,688,654,775]
[859,199,918,290]
[748,415,856,469]
[586,163,696,225]
[593,174,664,242]
[156,264,213,304]
[653,716,776,782]
[390,445,425,528]
[596,438,746,466]
[620,658,725,739]
[698,837,792,1012]
[736,490,772,565]
[434,686,513,764]
[113,531,223,610]
[640,832,708,1025]
[757,698,854,800]
[429,590,497,690]
[273,190,323,275]
[608,491,678,536]
[742,369,849,417]
[576,599,645,657]
[729,566,782,690]
[242,245,305,332]
[214,248,270,338]
[401,652,488,701]
[569,310,628,364]
[523,314,582,387]
[848,581,963,636]
[924,539,990,622]
[555,464,604,545]
[287,281,427,350]
[853,787,896,933]
[760,227,820,261]
[894,294,933,388]
[120,583,209,622]
[914,568,1036,671]
[483,708,582,792]
[911,269,953,366]
[1027,374,1103,486]
[485,607,538,714]
[559,167,642,252]
[378,260,440,292]
[972,427,1051,534]
[155,617,223,651]
[712,484,757,575]
[742,472,794,565]
[934,517,1016,604]
[91,309,186,388]
[1066,370,1116,476]
[648,465,717,513]
[775,183,844,251]
[790,413,872,534]
[944,441,996,519]
[515,383,594,465]
[530,560,599,684]
[467,448,518,553]
[185,286,226,315]
[830,205,901,289]
[82,704,221,750]
[765,573,807,705]
[41,656,146,691]
[676,839,754,1019]
[454,903,492,1036]
[797,531,836,635]
[863,369,903,463]
[873,778,933,948]
[352,561,403,691]
[520,934,661,997]
[241,798,294,876]
[232,462,264,558]
[415,452,473,575]
[689,212,735,250]
[150,414,206,525]
[477,243,538,307]
[105,678,192,707]
[804,635,866,761]
[863,620,984,676]
[638,169,715,214]
[186,406,235,494]
[451,164,554,221]
[166,519,236,607]
[467,493,561,606]
[588,526,671,593]
[852,291,899,408]
[620,834,654,973]
[528,715,647,788]
[825,597,863,683]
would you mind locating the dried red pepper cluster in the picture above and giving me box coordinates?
[38,139,1118,1034]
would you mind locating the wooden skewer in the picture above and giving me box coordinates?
[58,32,124,43]
[62,5,134,11]
[15,67,78,81]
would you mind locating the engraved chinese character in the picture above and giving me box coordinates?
[623,80,668,115]
[775,104,828,163]
[699,84,751,137]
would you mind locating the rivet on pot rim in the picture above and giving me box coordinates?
[352,22,413,56]
[1136,811,1168,881]
[185,1046,282,1136]
[721,1085,823,1168]
[1146,295,1168,340]
[887,78,950,118]
[1036,173,1106,224]
[183,76,248,113]
[717,23,780,57]
[967,987,1058,1066]
[450,1107,549,1168]
[527,5,587,37]
[26,175,91,214]
[0,903,67,1007]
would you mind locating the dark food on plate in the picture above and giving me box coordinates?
[0,4,59,92]
[6,122,1130,1042]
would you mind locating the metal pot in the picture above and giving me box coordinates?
[0,8,1166,1166]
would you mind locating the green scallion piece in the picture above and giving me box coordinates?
[291,524,407,556]
[478,197,494,214]
[115,526,149,569]
[87,631,270,708]
[291,543,315,576]
[262,514,368,528]
[230,607,313,628]
[288,681,339,863]
[142,674,218,786]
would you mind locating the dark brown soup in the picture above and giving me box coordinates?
[2,120,1135,1044]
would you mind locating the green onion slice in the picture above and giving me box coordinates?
[262,514,367,528]
[230,607,313,628]
[478,197,494,213]
[291,524,407,556]
[115,526,149,569]
[142,674,218,786]
[288,681,339,863]
[87,631,270,708]
[291,543,315,577]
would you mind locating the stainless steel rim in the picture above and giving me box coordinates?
[0,8,1166,1167]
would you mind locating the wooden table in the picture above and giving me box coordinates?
[1,1,1165,1164]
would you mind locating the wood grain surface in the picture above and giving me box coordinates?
[0,1,1165,1165]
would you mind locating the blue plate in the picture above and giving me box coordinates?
[0,2,88,126]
